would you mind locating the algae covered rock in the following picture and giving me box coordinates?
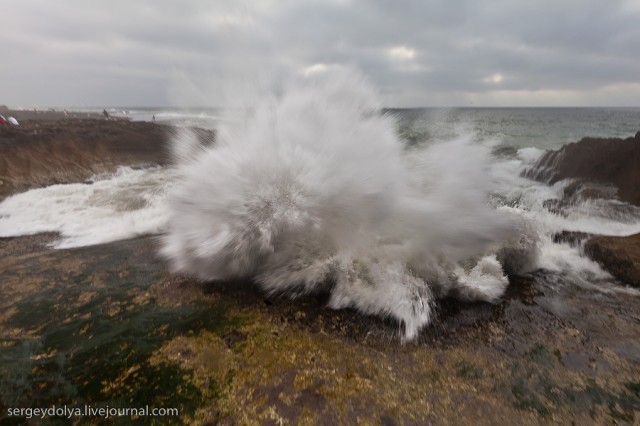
[2,235,640,424]
[585,233,640,287]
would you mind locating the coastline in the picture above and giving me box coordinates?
[524,133,640,287]
[0,108,219,201]
[0,116,171,201]
[1,232,639,424]
[1,115,639,423]
[0,105,104,121]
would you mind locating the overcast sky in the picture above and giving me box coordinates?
[1,0,639,107]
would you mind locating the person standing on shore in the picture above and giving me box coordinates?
[103,109,110,120]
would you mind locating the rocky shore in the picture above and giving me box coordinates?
[1,121,639,424]
[0,118,172,201]
[2,233,639,424]
[524,131,640,206]
[525,132,640,288]
[586,234,640,287]
[0,105,103,121]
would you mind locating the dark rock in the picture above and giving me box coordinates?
[523,132,640,206]
[2,234,640,424]
[552,231,594,247]
[2,121,640,423]
[561,180,617,202]
[0,119,215,200]
[585,233,640,287]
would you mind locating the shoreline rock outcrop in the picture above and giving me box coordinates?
[585,234,640,288]
[1,118,639,423]
[524,131,640,287]
[0,119,214,201]
[1,233,639,424]
[524,131,640,206]
[0,119,169,200]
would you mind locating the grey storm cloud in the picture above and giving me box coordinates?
[0,0,639,107]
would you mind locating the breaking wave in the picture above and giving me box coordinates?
[159,69,537,340]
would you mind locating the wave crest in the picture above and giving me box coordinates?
[160,69,536,340]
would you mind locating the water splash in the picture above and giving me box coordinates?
[160,69,536,339]
[0,166,173,248]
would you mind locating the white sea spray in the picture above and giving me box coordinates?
[0,166,173,248]
[159,69,537,339]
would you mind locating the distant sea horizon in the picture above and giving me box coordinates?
[6,104,638,151]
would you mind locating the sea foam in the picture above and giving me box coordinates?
[159,68,537,339]
[0,167,173,248]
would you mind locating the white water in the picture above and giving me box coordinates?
[0,167,175,248]
[490,147,640,288]
[2,71,640,337]
[159,69,536,339]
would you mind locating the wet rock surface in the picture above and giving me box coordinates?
[1,123,639,423]
[524,132,640,288]
[0,120,215,201]
[1,235,639,424]
[551,231,594,247]
[585,234,640,288]
[523,131,640,206]
[0,120,169,201]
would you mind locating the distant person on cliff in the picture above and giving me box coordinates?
[103,109,110,120]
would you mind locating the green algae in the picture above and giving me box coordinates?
[565,381,640,422]
[511,377,551,416]
[2,236,640,424]
[455,360,484,381]
[525,343,556,366]
[508,357,640,421]
[0,239,245,425]
[1,293,240,423]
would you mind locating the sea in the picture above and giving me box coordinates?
[1,73,639,337]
